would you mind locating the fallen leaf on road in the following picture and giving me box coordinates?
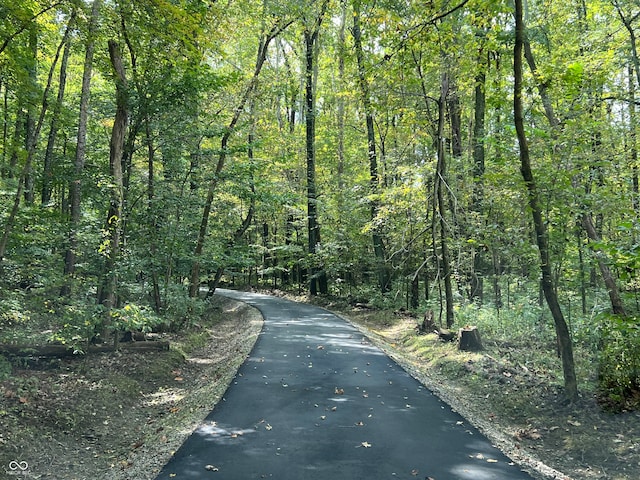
[360,441,372,448]
[335,387,344,395]
[204,464,219,471]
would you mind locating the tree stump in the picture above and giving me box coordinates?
[458,326,483,351]
[417,310,436,334]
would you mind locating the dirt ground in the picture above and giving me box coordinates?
[1,293,638,480]
[0,296,263,480]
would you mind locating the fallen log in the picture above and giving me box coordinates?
[417,310,456,342]
[0,340,170,357]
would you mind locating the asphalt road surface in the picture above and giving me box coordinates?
[155,289,535,480]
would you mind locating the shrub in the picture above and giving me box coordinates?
[598,315,640,410]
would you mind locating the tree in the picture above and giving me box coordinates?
[352,0,391,293]
[62,0,102,294]
[304,0,330,296]
[514,0,578,402]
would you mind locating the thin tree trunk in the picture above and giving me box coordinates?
[1,79,7,175]
[0,21,68,259]
[23,27,37,205]
[353,0,390,293]
[42,12,75,205]
[630,64,639,213]
[62,0,102,293]
[189,21,291,297]
[471,40,487,303]
[98,40,128,345]
[582,213,627,316]
[514,0,578,402]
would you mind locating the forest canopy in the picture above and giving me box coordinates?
[2,0,640,405]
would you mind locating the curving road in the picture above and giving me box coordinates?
[155,289,535,479]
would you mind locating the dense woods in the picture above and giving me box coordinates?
[2,0,640,407]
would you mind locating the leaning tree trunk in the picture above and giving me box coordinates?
[514,0,578,402]
[188,21,290,297]
[97,40,128,345]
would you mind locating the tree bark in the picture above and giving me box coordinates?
[581,213,627,316]
[62,0,102,294]
[514,0,578,402]
[97,40,128,344]
[42,12,75,206]
[305,1,330,296]
[471,39,487,303]
[436,73,455,329]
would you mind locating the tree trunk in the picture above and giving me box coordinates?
[471,40,487,303]
[62,0,102,294]
[188,22,290,297]
[436,73,455,329]
[97,40,128,344]
[514,0,578,402]
[582,213,627,316]
[305,1,329,296]
[42,13,74,206]
[353,0,391,293]
[0,20,68,260]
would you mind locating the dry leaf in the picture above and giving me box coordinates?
[487,459,498,463]
[335,387,344,395]
[360,441,372,448]
[567,420,581,427]
[204,465,219,471]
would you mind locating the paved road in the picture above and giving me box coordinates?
[155,289,535,479]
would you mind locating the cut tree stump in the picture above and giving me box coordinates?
[0,340,170,357]
[458,326,483,351]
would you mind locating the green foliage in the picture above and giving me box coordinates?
[598,315,640,410]
[110,303,167,334]
[49,303,104,353]
[0,355,12,380]
[162,284,206,330]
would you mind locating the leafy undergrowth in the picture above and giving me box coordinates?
[306,298,640,480]
[0,297,263,480]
